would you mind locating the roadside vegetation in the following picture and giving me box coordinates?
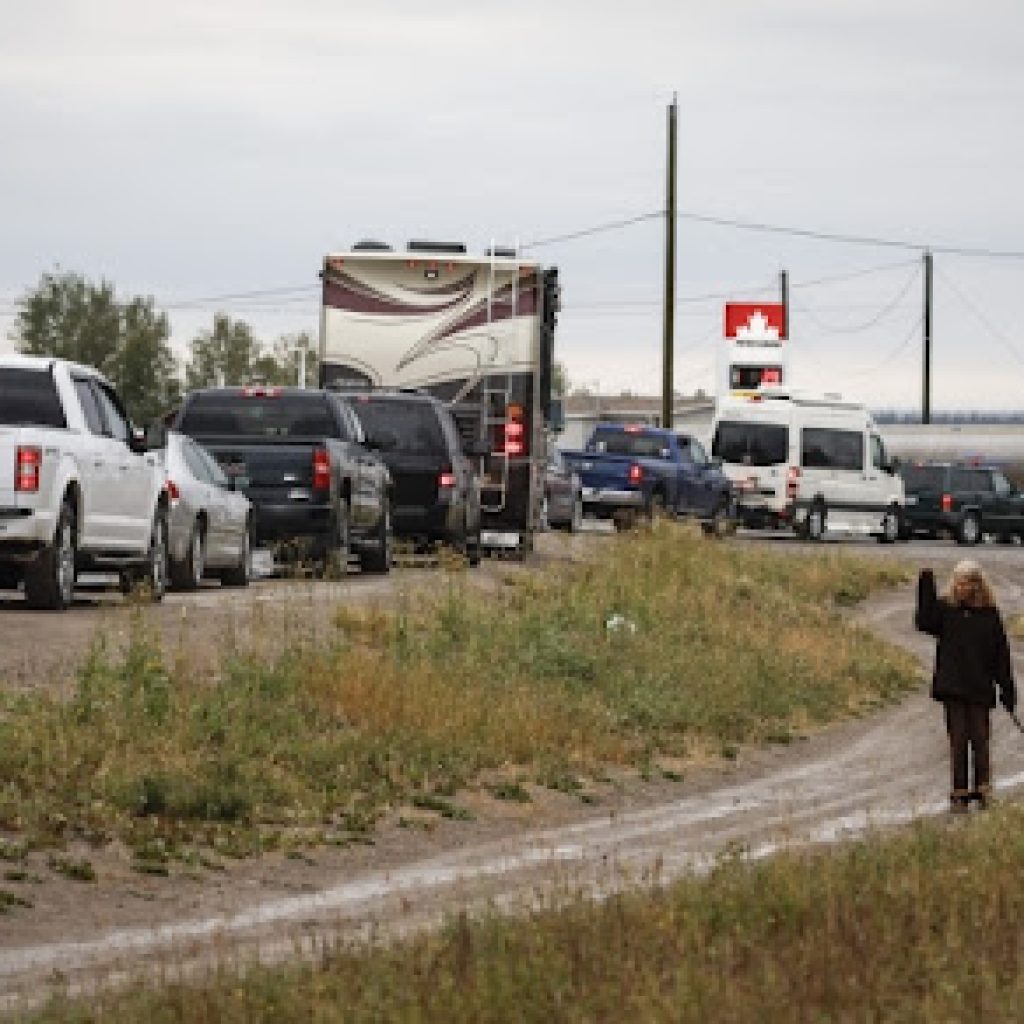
[0,524,917,866]
[29,803,1024,1022]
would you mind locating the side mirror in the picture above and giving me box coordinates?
[129,426,148,454]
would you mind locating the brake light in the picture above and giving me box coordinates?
[312,448,331,490]
[786,465,800,500]
[941,493,953,512]
[439,471,456,488]
[14,446,41,492]
[166,480,181,502]
[628,463,643,485]
[501,404,528,457]
[241,386,282,398]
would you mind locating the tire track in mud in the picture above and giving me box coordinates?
[5,544,1024,1007]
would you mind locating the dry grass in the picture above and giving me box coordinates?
[0,524,917,858]
[28,802,1024,1023]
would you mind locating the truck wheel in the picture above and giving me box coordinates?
[359,502,392,575]
[24,501,76,611]
[142,513,168,602]
[170,520,205,591]
[877,506,900,544]
[701,498,731,539]
[613,509,634,532]
[803,502,826,542]
[221,523,252,587]
[957,513,981,546]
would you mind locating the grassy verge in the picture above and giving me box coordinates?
[29,804,1024,1022]
[0,524,917,860]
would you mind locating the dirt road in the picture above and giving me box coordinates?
[2,535,1024,1007]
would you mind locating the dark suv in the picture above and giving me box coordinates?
[900,462,1024,544]
[349,392,482,563]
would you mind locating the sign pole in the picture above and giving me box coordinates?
[662,94,677,430]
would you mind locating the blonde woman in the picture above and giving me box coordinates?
[916,560,1016,812]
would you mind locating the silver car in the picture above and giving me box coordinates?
[160,432,252,590]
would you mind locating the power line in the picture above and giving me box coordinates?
[842,315,923,381]
[520,211,663,250]
[935,266,1024,370]
[793,264,920,335]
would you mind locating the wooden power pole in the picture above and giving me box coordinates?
[922,248,933,424]
[662,94,678,429]
[779,268,789,339]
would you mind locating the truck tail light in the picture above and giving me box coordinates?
[786,466,800,501]
[628,463,643,485]
[166,480,181,502]
[312,448,331,491]
[241,386,282,398]
[500,404,528,457]
[439,470,456,489]
[941,493,953,512]
[14,446,41,493]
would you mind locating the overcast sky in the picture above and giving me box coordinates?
[2,0,1023,409]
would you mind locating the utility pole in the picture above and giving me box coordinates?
[661,94,677,429]
[922,248,933,424]
[779,268,789,339]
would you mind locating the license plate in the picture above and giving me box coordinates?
[251,548,275,577]
[481,530,521,549]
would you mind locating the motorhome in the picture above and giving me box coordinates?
[710,386,905,541]
[318,241,559,555]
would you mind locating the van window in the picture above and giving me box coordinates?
[801,429,864,472]
[711,421,788,467]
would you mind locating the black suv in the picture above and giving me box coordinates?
[900,462,1024,544]
[175,387,393,574]
[349,392,482,563]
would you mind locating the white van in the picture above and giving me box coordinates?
[710,387,905,541]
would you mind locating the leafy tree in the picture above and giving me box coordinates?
[185,313,261,390]
[11,270,180,423]
[270,331,318,387]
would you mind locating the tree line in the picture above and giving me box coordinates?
[7,270,317,424]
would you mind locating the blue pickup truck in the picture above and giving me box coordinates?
[562,423,734,532]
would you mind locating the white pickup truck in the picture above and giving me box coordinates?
[0,355,169,609]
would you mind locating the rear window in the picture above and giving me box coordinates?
[0,367,66,428]
[352,398,447,456]
[900,465,947,492]
[712,421,788,467]
[178,393,340,439]
[588,428,670,458]
[951,468,993,492]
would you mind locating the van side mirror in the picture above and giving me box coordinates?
[144,423,167,451]
[129,426,149,454]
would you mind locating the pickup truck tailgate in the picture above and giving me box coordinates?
[562,452,637,490]
[203,442,318,500]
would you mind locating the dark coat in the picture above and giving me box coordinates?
[915,569,1016,709]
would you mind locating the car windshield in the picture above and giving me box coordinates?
[588,428,668,458]
[178,393,339,438]
[352,398,447,456]
[900,465,947,492]
[0,368,66,428]
[712,421,788,467]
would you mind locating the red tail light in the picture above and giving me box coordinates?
[941,493,953,512]
[312,448,331,490]
[786,465,800,500]
[628,463,643,485]
[501,406,528,457]
[166,480,181,502]
[241,386,282,398]
[439,471,456,488]
[14,446,41,492]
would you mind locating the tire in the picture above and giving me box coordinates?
[24,501,76,611]
[142,512,168,602]
[877,505,900,545]
[317,501,351,579]
[647,491,667,521]
[220,522,252,587]
[701,498,731,539]
[358,502,392,575]
[466,530,482,567]
[803,502,826,542]
[169,520,205,591]
[957,513,981,546]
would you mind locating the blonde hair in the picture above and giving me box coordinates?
[944,560,996,609]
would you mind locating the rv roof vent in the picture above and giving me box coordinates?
[407,240,467,254]
[352,240,393,252]
[485,246,518,259]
